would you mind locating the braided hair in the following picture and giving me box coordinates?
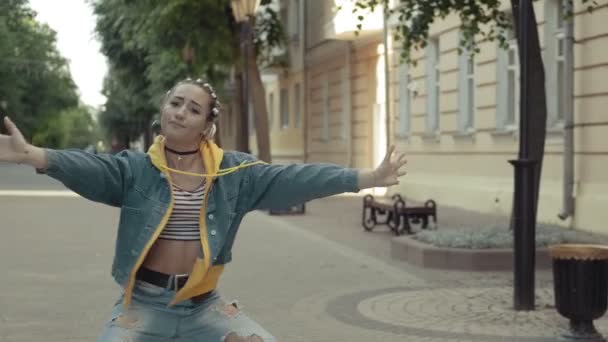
[157,78,221,139]
[161,78,221,121]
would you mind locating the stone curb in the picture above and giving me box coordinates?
[391,235,552,271]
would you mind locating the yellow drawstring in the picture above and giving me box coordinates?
[158,160,267,177]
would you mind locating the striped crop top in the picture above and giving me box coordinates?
[158,180,206,241]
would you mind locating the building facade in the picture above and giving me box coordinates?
[229,0,608,234]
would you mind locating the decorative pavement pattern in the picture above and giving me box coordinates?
[326,286,608,341]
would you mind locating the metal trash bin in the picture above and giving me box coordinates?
[549,244,608,342]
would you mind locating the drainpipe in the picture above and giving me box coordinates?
[383,4,391,150]
[344,41,353,167]
[302,0,309,163]
[558,1,575,220]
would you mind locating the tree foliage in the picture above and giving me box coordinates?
[33,105,98,149]
[255,0,287,68]
[92,0,285,150]
[0,0,91,148]
[351,0,598,64]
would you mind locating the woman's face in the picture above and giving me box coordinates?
[160,83,212,147]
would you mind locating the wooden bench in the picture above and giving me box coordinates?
[361,194,437,235]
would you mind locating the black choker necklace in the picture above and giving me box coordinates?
[165,146,199,156]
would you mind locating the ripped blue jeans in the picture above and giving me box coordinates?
[98,280,277,341]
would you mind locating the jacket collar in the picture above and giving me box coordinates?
[147,135,224,177]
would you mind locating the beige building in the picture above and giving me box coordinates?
[222,0,608,234]
[384,0,608,234]
[225,0,388,167]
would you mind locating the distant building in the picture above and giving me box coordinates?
[221,0,608,234]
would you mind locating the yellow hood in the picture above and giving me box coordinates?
[147,135,224,177]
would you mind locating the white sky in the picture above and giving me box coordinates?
[29,0,108,108]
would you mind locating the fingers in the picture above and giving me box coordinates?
[391,153,407,171]
[383,145,395,163]
[4,117,18,136]
[397,153,407,164]
[3,117,10,132]
[380,147,408,178]
[3,117,26,147]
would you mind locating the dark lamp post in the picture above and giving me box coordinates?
[511,0,539,311]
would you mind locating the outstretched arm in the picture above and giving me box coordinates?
[0,117,133,207]
[243,145,407,211]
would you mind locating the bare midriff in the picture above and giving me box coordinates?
[142,240,200,274]
[142,154,207,275]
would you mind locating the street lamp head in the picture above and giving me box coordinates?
[231,0,261,22]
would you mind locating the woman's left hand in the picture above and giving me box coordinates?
[373,145,407,187]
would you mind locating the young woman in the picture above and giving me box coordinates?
[0,78,407,341]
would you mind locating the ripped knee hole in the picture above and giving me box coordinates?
[112,312,138,329]
[218,301,240,318]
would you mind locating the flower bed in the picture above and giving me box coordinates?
[412,224,606,249]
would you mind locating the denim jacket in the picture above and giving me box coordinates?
[42,136,359,307]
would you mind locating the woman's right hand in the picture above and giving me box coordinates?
[0,117,29,163]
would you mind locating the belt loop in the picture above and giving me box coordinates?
[166,275,173,290]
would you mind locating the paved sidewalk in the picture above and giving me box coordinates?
[263,194,608,341]
[276,194,540,285]
[2,159,607,342]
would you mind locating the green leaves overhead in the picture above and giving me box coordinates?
[351,0,510,64]
[350,0,595,65]
[92,0,285,143]
[0,0,85,148]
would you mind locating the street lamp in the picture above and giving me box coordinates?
[231,0,260,154]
